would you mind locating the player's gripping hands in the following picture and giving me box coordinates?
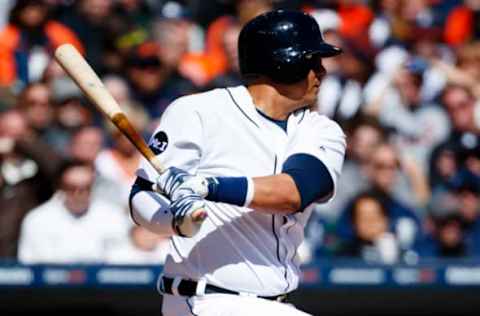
[155,167,210,237]
[169,194,207,237]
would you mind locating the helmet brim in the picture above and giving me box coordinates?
[310,43,343,58]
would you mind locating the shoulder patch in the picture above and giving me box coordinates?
[149,131,169,155]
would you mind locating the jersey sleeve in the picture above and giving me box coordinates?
[285,114,346,203]
[136,97,205,182]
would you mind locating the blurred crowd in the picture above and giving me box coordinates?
[0,0,479,266]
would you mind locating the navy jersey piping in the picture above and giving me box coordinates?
[284,216,298,292]
[170,237,182,259]
[185,297,199,315]
[225,88,259,128]
[297,108,306,124]
[271,154,290,291]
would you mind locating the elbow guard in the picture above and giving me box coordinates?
[129,177,175,236]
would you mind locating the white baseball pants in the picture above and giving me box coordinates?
[162,293,312,316]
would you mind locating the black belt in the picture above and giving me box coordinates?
[159,276,289,303]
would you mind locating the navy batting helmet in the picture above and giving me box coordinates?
[238,9,342,84]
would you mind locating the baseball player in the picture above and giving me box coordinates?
[130,10,345,316]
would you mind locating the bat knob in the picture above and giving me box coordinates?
[191,208,208,223]
[176,207,208,238]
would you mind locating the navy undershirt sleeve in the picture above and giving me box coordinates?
[282,153,334,210]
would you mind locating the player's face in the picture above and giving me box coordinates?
[298,59,326,106]
[306,60,327,101]
[276,59,326,106]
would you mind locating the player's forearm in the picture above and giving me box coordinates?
[248,174,301,214]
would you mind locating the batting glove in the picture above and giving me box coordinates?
[170,194,208,237]
[156,167,210,201]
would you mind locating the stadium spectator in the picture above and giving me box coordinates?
[0,110,59,259]
[336,190,417,264]
[367,142,430,211]
[337,0,374,46]
[444,0,480,45]
[103,75,150,126]
[0,0,83,87]
[337,187,421,259]
[40,59,65,87]
[203,0,273,81]
[204,22,243,89]
[68,126,104,165]
[369,0,403,48]
[103,75,132,107]
[442,85,479,137]
[451,175,480,230]
[364,61,450,171]
[419,186,479,258]
[317,34,374,122]
[104,0,155,73]
[429,141,459,195]
[15,82,55,140]
[421,213,469,258]
[126,42,196,118]
[59,0,115,75]
[429,84,480,192]
[45,76,94,154]
[18,160,128,263]
[152,3,207,86]
[66,126,126,210]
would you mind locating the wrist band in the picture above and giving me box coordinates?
[206,176,249,207]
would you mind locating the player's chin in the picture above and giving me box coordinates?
[303,93,318,109]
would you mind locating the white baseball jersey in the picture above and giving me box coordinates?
[136,85,346,296]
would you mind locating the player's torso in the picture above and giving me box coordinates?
[163,86,316,295]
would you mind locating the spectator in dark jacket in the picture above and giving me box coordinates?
[337,191,400,264]
[419,213,468,258]
[0,0,83,87]
[336,190,421,264]
[0,110,60,259]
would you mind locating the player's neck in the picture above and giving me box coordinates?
[247,84,304,120]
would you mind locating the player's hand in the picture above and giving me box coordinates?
[170,194,208,237]
[155,167,210,201]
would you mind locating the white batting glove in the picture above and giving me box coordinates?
[155,167,210,201]
[170,194,207,237]
[155,167,210,237]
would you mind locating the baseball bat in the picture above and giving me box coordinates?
[54,44,206,222]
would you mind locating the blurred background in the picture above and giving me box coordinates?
[0,0,480,315]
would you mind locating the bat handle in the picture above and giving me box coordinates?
[148,156,166,175]
[111,113,166,175]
